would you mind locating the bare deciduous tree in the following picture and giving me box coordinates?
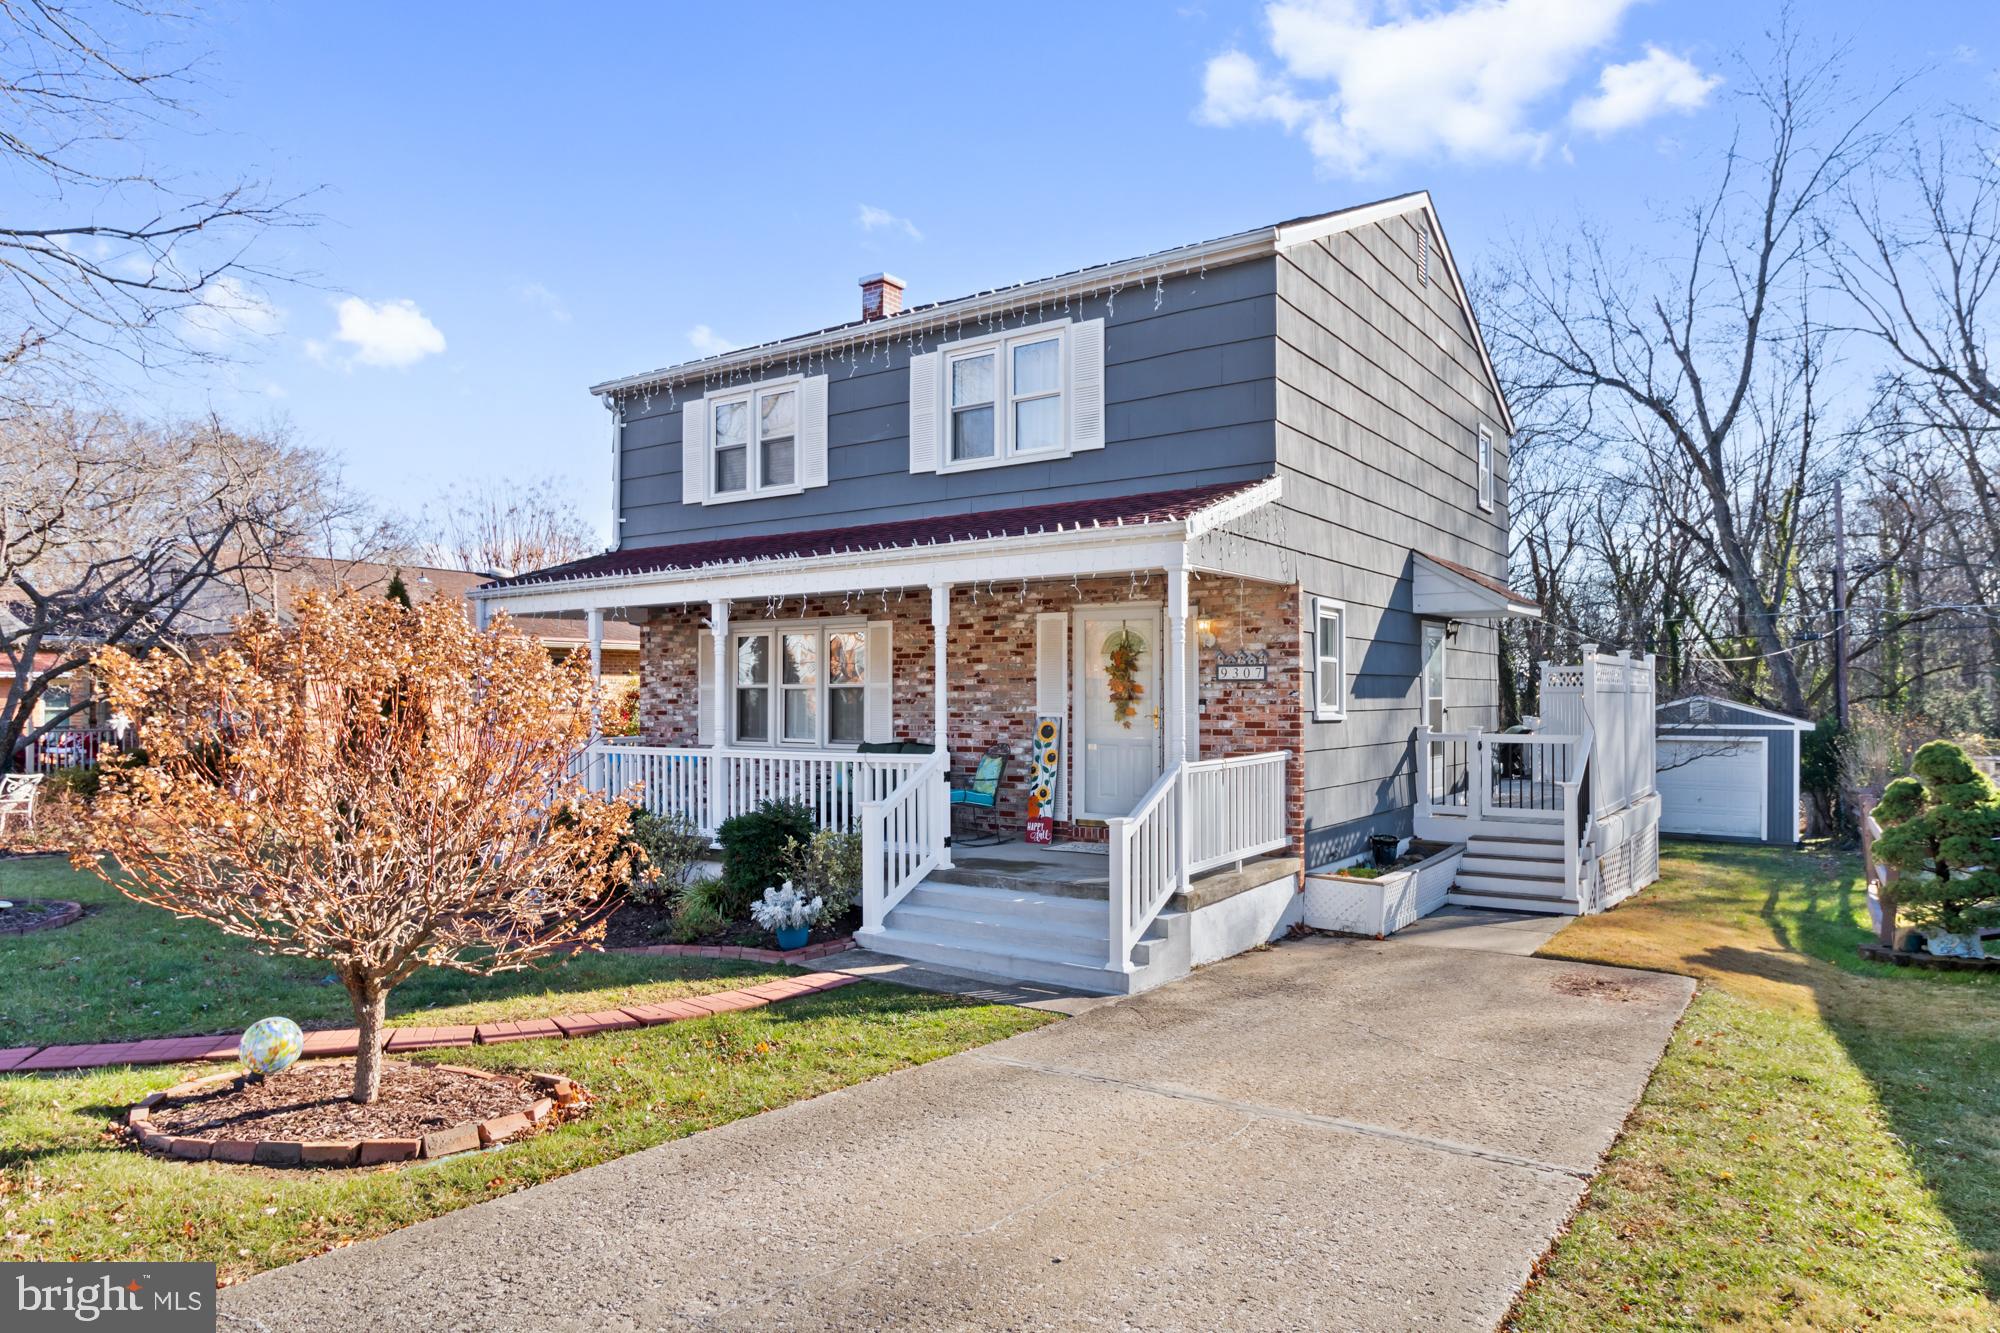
[1486,24,1893,715]
[83,590,632,1103]
[419,476,599,578]
[0,408,355,768]
[1,1,310,400]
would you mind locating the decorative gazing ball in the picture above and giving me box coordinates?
[239,1016,304,1076]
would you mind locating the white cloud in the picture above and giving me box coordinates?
[179,276,284,349]
[856,204,923,241]
[1197,0,1646,174]
[330,296,446,369]
[1570,45,1721,135]
[687,324,736,356]
[518,281,571,323]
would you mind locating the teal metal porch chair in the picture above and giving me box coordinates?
[949,748,1009,847]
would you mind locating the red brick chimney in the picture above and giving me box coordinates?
[860,273,905,322]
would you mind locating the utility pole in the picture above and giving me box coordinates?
[1832,478,1850,729]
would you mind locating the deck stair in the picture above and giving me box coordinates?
[854,848,1190,995]
[1446,830,1580,915]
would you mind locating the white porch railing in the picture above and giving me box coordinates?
[1107,750,1290,971]
[860,751,951,929]
[19,726,129,774]
[575,743,934,838]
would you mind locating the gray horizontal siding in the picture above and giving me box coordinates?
[613,260,1280,545]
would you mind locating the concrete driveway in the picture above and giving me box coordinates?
[221,931,1692,1332]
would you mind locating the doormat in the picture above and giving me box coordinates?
[1045,841,1109,857]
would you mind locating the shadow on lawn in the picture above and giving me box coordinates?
[1678,847,2000,1299]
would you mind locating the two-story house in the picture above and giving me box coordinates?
[474,191,1641,993]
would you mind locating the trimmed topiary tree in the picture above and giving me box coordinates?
[1871,740,2000,949]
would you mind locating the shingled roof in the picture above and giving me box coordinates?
[484,479,1269,591]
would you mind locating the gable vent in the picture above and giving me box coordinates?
[1417,226,1431,287]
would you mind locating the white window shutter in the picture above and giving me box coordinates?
[1067,318,1106,453]
[696,628,715,745]
[681,396,709,506]
[798,374,829,490]
[864,620,894,742]
[907,351,940,474]
[1034,612,1067,817]
[1185,627,1200,761]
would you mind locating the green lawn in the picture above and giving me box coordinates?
[0,856,792,1047]
[0,985,1050,1281]
[1508,842,2000,1330]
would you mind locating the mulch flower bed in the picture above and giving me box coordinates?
[0,898,83,935]
[1858,942,2000,972]
[127,1060,588,1167]
[601,899,858,953]
[1327,839,1456,879]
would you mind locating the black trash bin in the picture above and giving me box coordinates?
[1369,833,1400,868]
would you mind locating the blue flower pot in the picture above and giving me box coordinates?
[775,925,810,952]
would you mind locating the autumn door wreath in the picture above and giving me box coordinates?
[1104,627,1147,728]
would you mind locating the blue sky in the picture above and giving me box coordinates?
[138,0,1997,542]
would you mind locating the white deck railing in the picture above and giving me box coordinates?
[860,751,950,929]
[20,726,129,774]
[1416,730,1580,825]
[576,742,934,838]
[1107,750,1290,971]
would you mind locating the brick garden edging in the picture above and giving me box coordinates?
[0,899,82,935]
[0,970,860,1075]
[126,1066,588,1167]
[606,934,853,964]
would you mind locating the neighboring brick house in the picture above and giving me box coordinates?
[186,557,641,683]
[476,192,1547,993]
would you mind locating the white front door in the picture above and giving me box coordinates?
[1075,607,1163,819]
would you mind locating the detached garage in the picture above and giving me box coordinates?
[1655,695,1812,845]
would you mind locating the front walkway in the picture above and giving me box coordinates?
[221,934,1691,1332]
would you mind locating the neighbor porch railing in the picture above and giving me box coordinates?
[18,726,129,774]
[575,742,935,839]
[1107,750,1290,971]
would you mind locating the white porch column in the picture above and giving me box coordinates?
[709,598,730,828]
[586,608,604,739]
[473,598,491,632]
[1164,566,1189,767]
[931,582,953,869]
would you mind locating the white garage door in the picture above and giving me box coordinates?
[1657,737,1766,839]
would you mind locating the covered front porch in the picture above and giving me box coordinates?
[472,481,1301,991]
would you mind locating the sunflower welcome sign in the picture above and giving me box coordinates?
[1027,716,1062,843]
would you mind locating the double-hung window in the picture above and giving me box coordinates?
[945,329,1066,467]
[710,381,799,500]
[733,625,868,747]
[1312,596,1347,722]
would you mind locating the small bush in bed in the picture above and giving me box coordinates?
[715,799,815,919]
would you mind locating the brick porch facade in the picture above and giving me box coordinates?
[634,576,1305,853]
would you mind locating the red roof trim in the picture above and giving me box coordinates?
[485,480,1269,591]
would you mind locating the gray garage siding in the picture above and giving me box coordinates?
[1656,698,1806,845]
[613,260,1280,546]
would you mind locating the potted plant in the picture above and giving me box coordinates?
[750,880,823,951]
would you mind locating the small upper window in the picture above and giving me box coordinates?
[1313,597,1346,722]
[1476,425,1495,512]
[944,327,1067,469]
[712,383,799,499]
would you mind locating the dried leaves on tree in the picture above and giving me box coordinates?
[79,589,633,1104]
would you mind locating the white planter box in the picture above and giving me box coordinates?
[1302,845,1464,937]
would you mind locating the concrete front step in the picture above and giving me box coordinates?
[1444,889,1581,915]
[853,923,1167,995]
